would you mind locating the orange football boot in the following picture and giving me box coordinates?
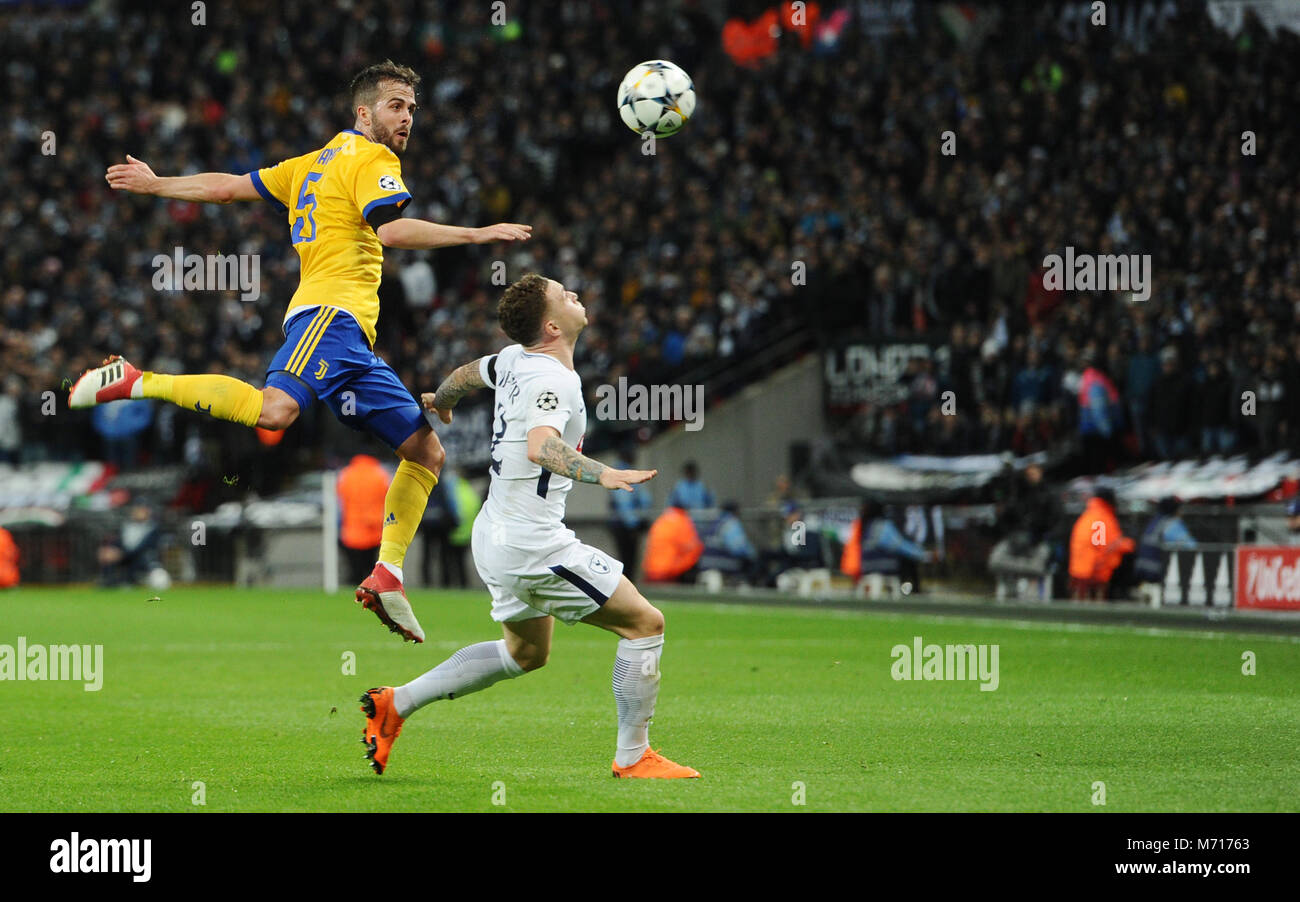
[611,748,701,779]
[359,687,405,775]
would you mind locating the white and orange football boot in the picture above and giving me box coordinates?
[356,563,425,643]
[359,687,405,775]
[611,748,701,779]
[68,355,143,409]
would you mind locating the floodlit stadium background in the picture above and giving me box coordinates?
[2,0,1300,607]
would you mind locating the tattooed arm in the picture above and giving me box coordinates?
[526,427,658,491]
[420,358,488,424]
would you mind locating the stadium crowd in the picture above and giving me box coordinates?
[1,0,1297,483]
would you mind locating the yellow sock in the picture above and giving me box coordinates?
[379,460,438,567]
[141,372,265,428]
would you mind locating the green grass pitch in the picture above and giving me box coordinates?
[1,586,1297,812]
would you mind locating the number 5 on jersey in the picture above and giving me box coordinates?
[292,170,323,244]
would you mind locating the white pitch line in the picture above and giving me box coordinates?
[667,601,1300,644]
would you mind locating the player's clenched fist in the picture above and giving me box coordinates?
[599,468,657,492]
[105,155,159,195]
[472,223,532,243]
[419,392,453,424]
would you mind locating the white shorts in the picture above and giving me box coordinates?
[471,514,625,624]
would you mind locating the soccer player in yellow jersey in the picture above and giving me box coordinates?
[74,61,529,644]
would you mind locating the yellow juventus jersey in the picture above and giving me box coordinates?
[251,129,411,346]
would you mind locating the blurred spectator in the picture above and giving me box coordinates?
[1133,497,1197,585]
[1125,334,1159,457]
[988,462,1063,597]
[337,454,390,586]
[642,504,704,583]
[841,499,931,593]
[0,526,18,588]
[608,449,653,579]
[667,460,715,511]
[1197,357,1236,455]
[92,399,154,471]
[757,474,825,584]
[419,477,456,587]
[446,471,481,587]
[1287,497,1300,545]
[1253,357,1289,454]
[1150,347,1194,460]
[1067,488,1135,601]
[1077,348,1123,474]
[419,471,473,588]
[1011,346,1055,415]
[97,503,161,587]
[0,377,20,465]
[697,500,758,582]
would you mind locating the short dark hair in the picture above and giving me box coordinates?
[682,461,699,479]
[498,274,551,345]
[349,60,420,111]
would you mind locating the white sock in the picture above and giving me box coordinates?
[393,639,523,718]
[613,634,664,767]
[378,561,403,582]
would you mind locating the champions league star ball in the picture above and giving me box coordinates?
[617,60,696,138]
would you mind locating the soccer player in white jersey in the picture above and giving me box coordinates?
[358,274,700,779]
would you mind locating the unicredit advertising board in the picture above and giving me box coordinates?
[1236,546,1300,610]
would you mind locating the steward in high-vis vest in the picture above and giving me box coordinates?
[1068,487,1135,600]
[643,505,704,582]
[338,454,391,584]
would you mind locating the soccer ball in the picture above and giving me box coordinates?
[617,60,696,138]
[147,567,171,592]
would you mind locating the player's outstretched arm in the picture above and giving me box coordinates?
[420,358,489,424]
[105,155,260,204]
[527,427,657,491]
[375,218,531,250]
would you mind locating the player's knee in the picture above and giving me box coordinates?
[258,392,299,431]
[636,602,665,638]
[425,437,446,475]
[514,647,548,672]
[411,432,445,475]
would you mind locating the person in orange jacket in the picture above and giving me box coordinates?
[642,505,704,583]
[338,454,392,585]
[0,526,18,588]
[1068,487,1135,600]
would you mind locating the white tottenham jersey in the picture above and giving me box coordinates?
[478,344,587,535]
